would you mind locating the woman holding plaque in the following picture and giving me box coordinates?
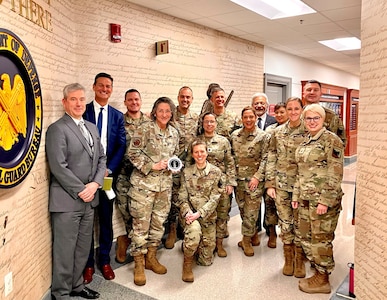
[292,104,344,294]
[178,139,222,282]
[127,97,180,286]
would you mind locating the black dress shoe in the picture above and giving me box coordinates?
[70,287,100,299]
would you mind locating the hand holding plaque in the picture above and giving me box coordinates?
[168,156,183,173]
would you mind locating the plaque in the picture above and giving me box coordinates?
[168,156,183,172]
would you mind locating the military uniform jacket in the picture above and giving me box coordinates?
[128,121,179,192]
[174,108,199,154]
[231,127,270,182]
[293,127,344,207]
[187,134,237,187]
[265,120,308,191]
[323,106,347,147]
[178,162,222,221]
[120,111,151,175]
[214,109,241,141]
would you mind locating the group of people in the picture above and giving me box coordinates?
[46,75,346,299]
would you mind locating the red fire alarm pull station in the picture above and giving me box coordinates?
[110,24,121,43]
[156,40,169,55]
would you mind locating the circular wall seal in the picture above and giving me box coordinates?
[0,29,43,188]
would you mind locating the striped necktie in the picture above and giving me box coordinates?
[79,120,94,153]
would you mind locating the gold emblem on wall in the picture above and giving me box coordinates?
[0,28,43,188]
[0,74,27,150]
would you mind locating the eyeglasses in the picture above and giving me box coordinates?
[305,116,321,122]
[203,120,216,124]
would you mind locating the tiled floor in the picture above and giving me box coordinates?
[81,163,356,300]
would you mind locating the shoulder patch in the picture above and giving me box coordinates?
[332,148,342,159]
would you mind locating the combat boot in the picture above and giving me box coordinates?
[165,222,177,249]
[299,270,331,294]
[238,235,254,256]
[133,254,146,286]
[283,243,294,276]
[267,225,277,248]
[182,255,194,282]
[294,246,306,278]
[251,231,260,246]
[145,246,167,274]
[115,235,130,263]
[216,238,227,257]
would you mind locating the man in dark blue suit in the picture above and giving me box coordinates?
[83,73,126,283]
[251,93,278,247]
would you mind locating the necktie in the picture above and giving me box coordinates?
[97,107,104,136]
[258,117,262,129]
[79,121,93,153]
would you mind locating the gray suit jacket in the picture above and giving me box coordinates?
[46,113,107,212]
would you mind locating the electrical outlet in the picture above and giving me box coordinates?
[4,272,13,297]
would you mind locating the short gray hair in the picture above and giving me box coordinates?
[251,92,269,105]
[63,83,85,99]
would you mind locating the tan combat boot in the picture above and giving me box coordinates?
[294,246,306,278]
[165,222,177,249]
[182,255,194,282]
[299,270,331,294]
[267,225,277,248]
[133,254,146,286]
[251,231,260,246]
[283,243,294,276]
[238,235,254,256]
[116,235,130,263]
[216,238,227,257]
[145,246,167,274]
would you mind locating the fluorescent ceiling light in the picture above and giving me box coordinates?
[319,37,361,51]
[230,0,316,20]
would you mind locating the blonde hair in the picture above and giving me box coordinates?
[303,103,326,120]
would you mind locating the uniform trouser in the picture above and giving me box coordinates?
[264,191,279,226]
[116,174,132,235]
[168,174,180,224]
[275,189,300,246]
[86,190,113,267]
[298,198,341,274]
[183,217,216,266]
[235,180,263,236]
[216,191,231,238]
[51,205,94,299]
[128,186,171,256]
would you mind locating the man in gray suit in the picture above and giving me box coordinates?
[46,83,106,300]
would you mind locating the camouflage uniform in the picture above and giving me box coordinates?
[214,109,241,141]
[127,122,179,256]
[177,162,222,266]
[262,124,279,228]
[323,107,347,147]
[169,108,199,225]
[265,121,308,246]
[199,109,241,140]
[293,128,344,274]
[231,127,270,236]
[186,134,237,238]
[116,112,151,235]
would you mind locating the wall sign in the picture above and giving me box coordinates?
[0,29,43,188]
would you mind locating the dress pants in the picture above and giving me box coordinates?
[86,190,113,267]
[51,205,94,300]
